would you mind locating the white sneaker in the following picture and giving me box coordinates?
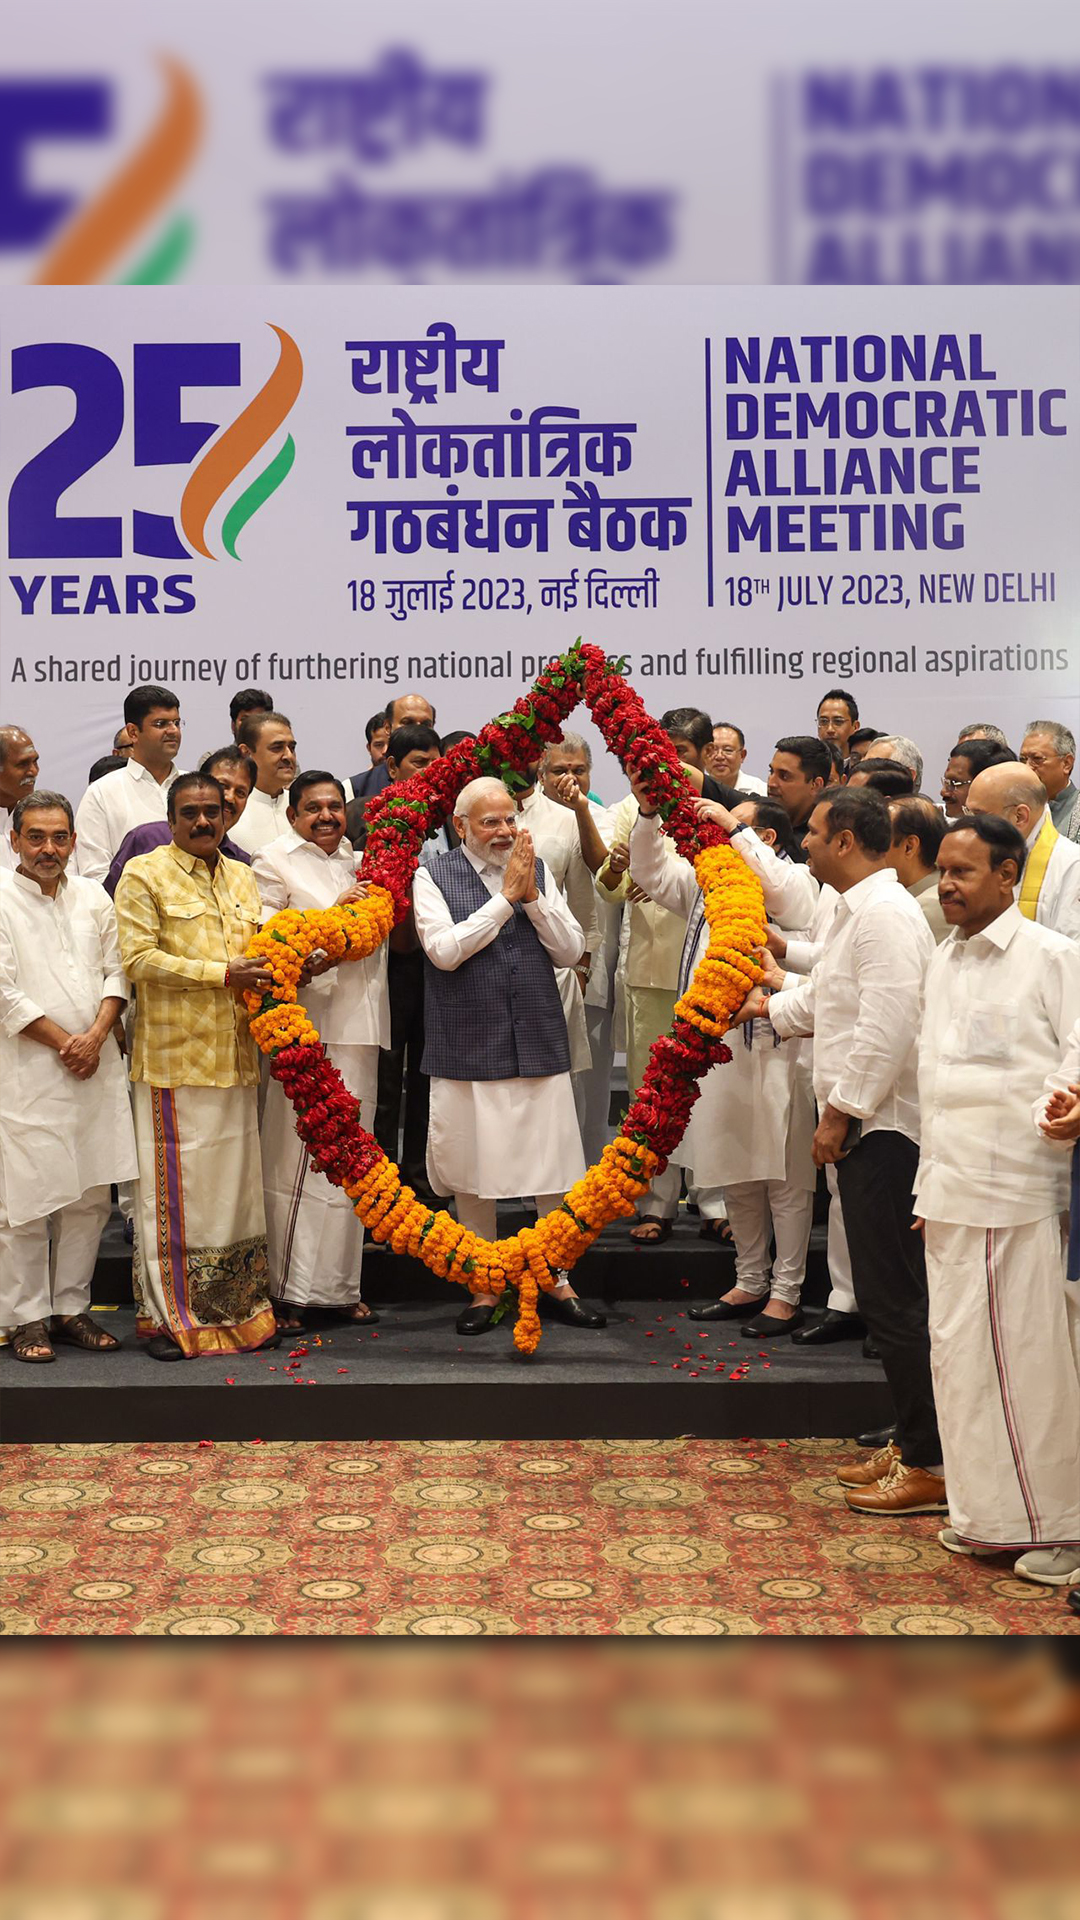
[1012,1546,1080,1588]
[937,1528,1000,1559]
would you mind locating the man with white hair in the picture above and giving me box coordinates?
[871,736,923,791]
[957,721,1013,751]
[411,777,605,1336]
[966,761,1080,942]
[1021,721,1080,842]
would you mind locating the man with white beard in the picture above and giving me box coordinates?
[411,777,606,1336]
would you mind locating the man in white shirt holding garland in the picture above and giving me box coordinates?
[0,791,136,1362]
[253,771,390,1329]
[966,761,1080,943]
[915,813,1080,1587]
[229,710,299,856]
[736,786,943,1516]
[73,685,183,881]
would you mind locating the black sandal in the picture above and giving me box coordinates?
[50,1313,119,1352]
[630,1216,673,1245]
[698,1218,732,1242]
[11,1320,55,1364]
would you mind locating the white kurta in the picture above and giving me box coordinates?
[517,785,599,1075]
[252,829,390,1305]
[629,817,818,1188]
[73,759,180,882]
[412,848,586,1200]
[228,787,292,857]
[1019,813,1080,943]
[917,907,1080,1549]
[0,870,137,1226]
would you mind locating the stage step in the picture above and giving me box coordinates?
[91,1209,834,1309]
[3,1301,887,1445]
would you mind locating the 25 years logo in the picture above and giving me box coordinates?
[6,322,302,615]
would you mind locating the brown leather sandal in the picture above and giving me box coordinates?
[49,1313,120,1352]
[12,1320,56,1364]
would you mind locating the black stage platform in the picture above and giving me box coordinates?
[2,1212,892,1444]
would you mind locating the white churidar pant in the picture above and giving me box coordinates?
[925,1215,1080,1550]
[722,1178,815,1307]
[0,1184,112,1326]
[455,1192,568,1250]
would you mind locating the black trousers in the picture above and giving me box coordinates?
[836,1128,941,1470]
[374,949,431,1190]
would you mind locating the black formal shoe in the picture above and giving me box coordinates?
[862,1335,882,1360]
[1067,1588,1080,1622]
[790,1310,865,1347]
[538,1292,607,1329]
[145,1334,183,1362]
[741,1306,805,1338]
[687,1295,768,1322]
[856,1423,897,1450]
[456,1303,498,1336]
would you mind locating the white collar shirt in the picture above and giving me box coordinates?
[73,759,181,882]
[227,787,292,857]
[768,867,935,1142]
[915,905,1080,1225]
[250,828,388,1048]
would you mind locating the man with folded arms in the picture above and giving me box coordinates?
[0,791,135,1363]
[736,787,943,1515]
[916,814,1080,1586]
[412,777,604,1336]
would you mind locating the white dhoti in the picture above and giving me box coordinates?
[427,1073,586,1202]
[261,1043,379,1308]
[925,1216,1080,1549]
[131,1083,276,1358]
[0,1184,112,1328]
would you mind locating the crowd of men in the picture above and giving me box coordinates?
[1,682,1079,1599]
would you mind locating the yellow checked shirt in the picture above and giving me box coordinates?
[115,843,262,1088]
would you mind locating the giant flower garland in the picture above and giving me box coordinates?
[243,644,766,1352]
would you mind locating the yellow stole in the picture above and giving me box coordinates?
[1018,809,1057,920]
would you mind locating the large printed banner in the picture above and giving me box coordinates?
[3,1,1078,289]
[1,285,1078,802]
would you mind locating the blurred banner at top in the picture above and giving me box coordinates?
[2,0,1079,287]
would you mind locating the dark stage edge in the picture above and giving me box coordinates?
[1,1302,891,1444]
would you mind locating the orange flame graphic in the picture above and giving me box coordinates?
[180,325,304,560]
[33,56,201,285]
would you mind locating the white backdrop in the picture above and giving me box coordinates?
[1,284,1077,807]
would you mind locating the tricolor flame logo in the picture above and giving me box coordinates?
[32,56,201,286]
[182,324,303,561]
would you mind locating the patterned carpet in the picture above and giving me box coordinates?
[2,1437,1078,1636]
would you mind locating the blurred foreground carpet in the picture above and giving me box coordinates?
[2,1437,1078,1636]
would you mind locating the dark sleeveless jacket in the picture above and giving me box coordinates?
[421,847,571,1081]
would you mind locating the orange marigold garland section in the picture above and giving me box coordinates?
[243,643,765,1354]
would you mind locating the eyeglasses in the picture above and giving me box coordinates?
[941,777,969,791]
[1019,753,1052,768]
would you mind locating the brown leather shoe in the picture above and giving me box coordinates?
[835,1440,900,1488]
[844,1459,948,1515]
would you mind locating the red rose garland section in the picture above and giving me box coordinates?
[246,643,765,1352]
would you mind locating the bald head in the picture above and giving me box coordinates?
[965,760,1048,834]
[0,727,40,810]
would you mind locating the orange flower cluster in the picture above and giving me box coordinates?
[673,845,767,1037]
[342,1135,660,1354]
[244,890,396,1053]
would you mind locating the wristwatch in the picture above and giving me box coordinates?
[728,823,748,837]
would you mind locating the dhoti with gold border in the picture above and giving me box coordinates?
[132,1082,276,1357]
